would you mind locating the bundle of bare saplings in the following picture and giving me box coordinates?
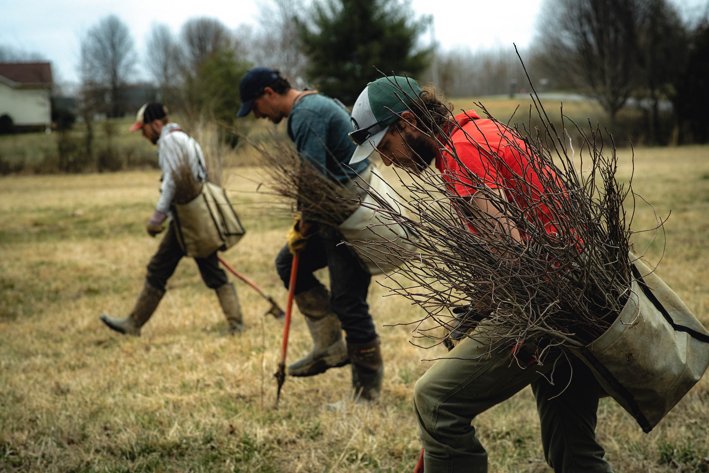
[250,135,363,226]
[171,156,203,205]
[249,96,639,359]
[248,86,707,430]
[352,90,637,362]
[250,132,417,276]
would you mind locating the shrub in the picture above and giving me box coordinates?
[0,114,14,135]
[56,132,93,173]
[97,146,123,172]
[52,109,76,131]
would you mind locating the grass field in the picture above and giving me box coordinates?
[1,143,708,472]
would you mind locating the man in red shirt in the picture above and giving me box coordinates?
[348,77,611,473]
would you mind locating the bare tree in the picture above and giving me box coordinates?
[534,0,640,129]
[79,15,137,117]
[0,45,45,62]
[244,0,309,86]
[428,47,535,99]
[636,0,688,144]
[177,17,246,124]
[146,24,182,103]
[180,17,234,71]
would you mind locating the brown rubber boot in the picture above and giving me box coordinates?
[349,337,384,402]
[100,282,164,336]
[216,282,243,334]
[288,284,349,377]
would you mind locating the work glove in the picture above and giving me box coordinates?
[448,304,490,342]
[286,217,314,254]
[146,210,167,237]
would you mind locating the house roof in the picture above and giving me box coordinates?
[0,62,53,88]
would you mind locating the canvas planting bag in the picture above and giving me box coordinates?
[172,182,246,258]
[577,255,709,432]
[339,167,416,275]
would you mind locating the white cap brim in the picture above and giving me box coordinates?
[349,126,388,164]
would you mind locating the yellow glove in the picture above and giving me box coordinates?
[286,218,312,254]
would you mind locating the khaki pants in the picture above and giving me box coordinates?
[413,336,613,473]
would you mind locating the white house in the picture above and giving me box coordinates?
[0,62,52,130]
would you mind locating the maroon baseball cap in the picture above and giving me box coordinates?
[129,103,167,132]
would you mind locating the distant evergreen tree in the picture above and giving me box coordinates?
[186,48,250,146]
[297,0,432,104]
[676,21,709,143]
[636,0,688,145]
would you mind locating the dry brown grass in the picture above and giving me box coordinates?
[450,96,604,122]
[1,146,708,472]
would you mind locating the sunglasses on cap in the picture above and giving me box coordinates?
[348,120,389,146]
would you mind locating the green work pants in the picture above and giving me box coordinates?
[413,335,613,473]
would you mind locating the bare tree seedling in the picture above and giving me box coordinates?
[349,76,643,362]
[248,134,362,226]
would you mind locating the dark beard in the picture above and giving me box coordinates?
[403,132,437,173]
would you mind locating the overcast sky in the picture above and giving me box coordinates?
[1,0,707,85]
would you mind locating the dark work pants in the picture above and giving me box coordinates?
[275,230,376,344]
[413,332,612,473]
[145,222,228,292]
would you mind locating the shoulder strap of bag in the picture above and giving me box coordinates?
[167,126,208,182]
[193,141,208,182]
[631,263,709,343]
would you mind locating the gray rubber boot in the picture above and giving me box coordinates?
[100,282,164,336]
[216,282,243,334]
[349,337,384,402]
[288,284,349,377]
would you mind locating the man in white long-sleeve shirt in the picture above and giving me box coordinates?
[100,103,244,336]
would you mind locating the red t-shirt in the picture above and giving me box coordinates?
[435,111,564,238]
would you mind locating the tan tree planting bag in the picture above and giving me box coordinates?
[172,182,246,258]
[338,167,417,275]
[577,255,709,432]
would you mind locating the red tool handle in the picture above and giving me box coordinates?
[413,448,424,473]
[218,255,267,298]
[279,253,299,364]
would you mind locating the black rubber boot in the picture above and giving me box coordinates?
[349,337,384,402]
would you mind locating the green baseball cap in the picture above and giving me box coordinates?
[348,76,422,164]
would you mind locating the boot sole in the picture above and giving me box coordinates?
[289,358,350,377]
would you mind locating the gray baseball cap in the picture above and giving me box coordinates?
[348,76,422,164]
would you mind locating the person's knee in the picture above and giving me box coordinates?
[145,275,167,293]
[145,258,172,291]
[413,374,436,424]
[274,250,291,286]
[330,291,369,320]
[203,274,227,290]
[332,298,376,342]
[413,373,467,449]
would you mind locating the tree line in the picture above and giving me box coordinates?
[40,0,709,146]
[434,0,709,145]
[75,0,429,135]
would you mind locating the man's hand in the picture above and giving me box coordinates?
[449,304,490,341]
[146,210,167,237]
[286,217,313,254]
